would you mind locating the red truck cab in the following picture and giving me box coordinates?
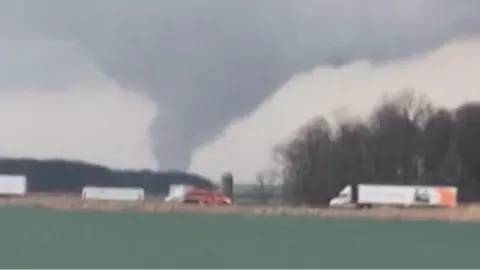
[183,188,231,205]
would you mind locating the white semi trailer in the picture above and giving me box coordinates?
[0,175,27,196]
[82,186,145,201]
[329,184,457,208]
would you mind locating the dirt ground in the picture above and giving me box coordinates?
[2,193,480,223]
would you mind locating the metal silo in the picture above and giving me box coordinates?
[220,172,234,203]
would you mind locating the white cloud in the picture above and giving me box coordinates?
[0,39,158,170]
[189,37,480,183]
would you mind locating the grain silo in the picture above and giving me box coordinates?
[220,172,234,203]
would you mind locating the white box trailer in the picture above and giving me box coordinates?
[165,184,191,202]
[329,184,457,208]
[0,175,27,196]
[82,186,145,201]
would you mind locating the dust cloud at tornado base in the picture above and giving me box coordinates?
[188,38,480,184]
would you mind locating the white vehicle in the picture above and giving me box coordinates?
[165,185,190,202]
[82,186,145,201]
[0,175,27,196]
[329,184,457,208]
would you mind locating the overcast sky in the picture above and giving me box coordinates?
[1,0,480,174]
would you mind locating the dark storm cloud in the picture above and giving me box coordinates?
[1,0,480,170]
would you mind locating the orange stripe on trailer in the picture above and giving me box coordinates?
[436,188,457,208]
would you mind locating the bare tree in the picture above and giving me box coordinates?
[369,90,433,184]
[254,170,279,205]
[275,116,335,205]
[454,102,480,200]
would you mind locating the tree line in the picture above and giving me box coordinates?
[274,90,480,205]
[0,158,215,194]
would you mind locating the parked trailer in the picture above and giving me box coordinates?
[329,184,457,208]
[0,175,27,196]
[81,186,145,201]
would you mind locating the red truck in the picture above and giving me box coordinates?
[165,185,231,205]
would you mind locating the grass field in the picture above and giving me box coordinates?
[0,207,479,268]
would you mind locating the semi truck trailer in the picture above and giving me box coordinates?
[329,184,457,208]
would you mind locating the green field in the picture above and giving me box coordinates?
[0,207,478,268]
